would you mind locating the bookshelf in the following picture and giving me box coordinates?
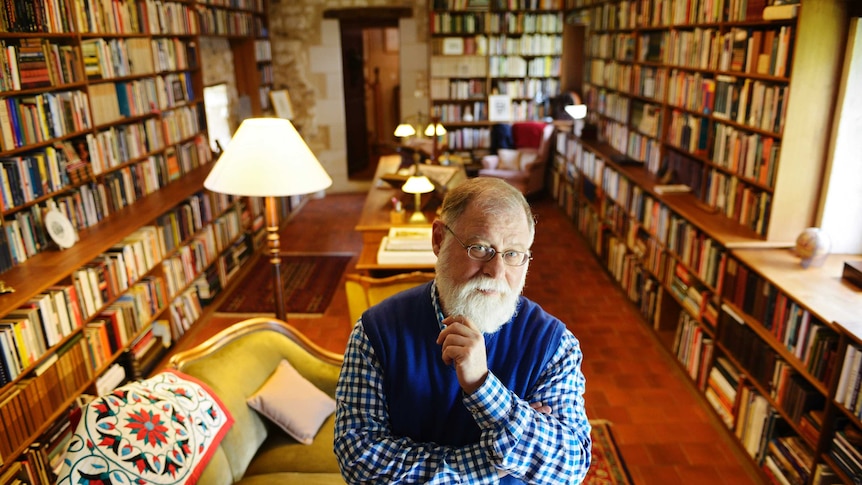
[552,1,856,483]
[0,0,274,480]
[428,0,568,154]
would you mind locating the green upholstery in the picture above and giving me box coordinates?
[169,318,345,484]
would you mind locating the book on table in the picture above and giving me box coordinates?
[377,227,436,265]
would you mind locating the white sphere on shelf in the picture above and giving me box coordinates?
[795,227,831,268]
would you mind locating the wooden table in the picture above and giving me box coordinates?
[354,155,437,276]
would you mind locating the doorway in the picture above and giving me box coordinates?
[339,20,400,180]
[326,7,412,181]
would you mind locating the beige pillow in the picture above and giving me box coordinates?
[497,149,521,170]
[519,150,538,170]
[247,360,336,445]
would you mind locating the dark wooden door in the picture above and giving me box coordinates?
[340,24,370,177]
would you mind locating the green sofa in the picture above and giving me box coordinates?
[168,318,346,484]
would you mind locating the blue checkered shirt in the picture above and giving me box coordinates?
[334,283,591,483]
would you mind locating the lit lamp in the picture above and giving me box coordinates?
[401,175,435,223]
[393,122,417,140]
[203,118,332,321]
[424,117,447,163]
[564,103,588,137]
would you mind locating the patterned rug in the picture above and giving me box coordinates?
[217,252,353,316]
[586,420,633,485]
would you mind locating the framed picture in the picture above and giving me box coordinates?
[488,94,512,122]
[270,89,294,119]
[442,38,464,55]
[172,80,185,102]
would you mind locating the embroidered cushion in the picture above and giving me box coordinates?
[57,369,233,485]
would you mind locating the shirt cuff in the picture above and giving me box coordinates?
[463,372,511,430]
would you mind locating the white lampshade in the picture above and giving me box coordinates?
[424,122,447,137]
[394,123,416,138]
[564,104,588,120]
[402,175,435,195]
[204,118,332,197]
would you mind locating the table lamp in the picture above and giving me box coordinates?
[203,118,332,321]
[401,175,435,223]
[564,103,588,136]
[424,116,447,163]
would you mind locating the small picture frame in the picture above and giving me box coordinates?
[270,89,294,119]
[172,80,185,102]
[442,38,464,55]
[488,94,512,122]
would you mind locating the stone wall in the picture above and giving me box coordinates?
[266,0,430,192]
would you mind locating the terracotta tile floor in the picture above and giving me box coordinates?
[167,191,766,484]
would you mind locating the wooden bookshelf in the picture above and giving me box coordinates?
[0,0,275,479]
[428,0,569,154]
[553,1,855,482]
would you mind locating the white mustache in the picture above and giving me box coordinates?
[463,277,510,294]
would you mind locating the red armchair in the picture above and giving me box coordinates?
[479,121,554,196]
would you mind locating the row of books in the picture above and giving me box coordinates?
[75,0,200,36]
[710,123,779,188]
[666,69,716,115]
[0,333,92,462]
[828,426,862,480]
[430,78,486,101]
[723,25,794,78]
[705,356,739,429]
[722,259,841,382]
[87,118,164,175]
[834,344,862,419]
[704,170,773,236]
[489,54,560,78]
[588,32,635,61]
[0,150,73,210]
[0,284,84,383]
[673,297,715,387]
[763,433,814,485]
[493,77,560,102]
[588,59,632,93]
[1,39,83,92]
[442,126,490,151]
[487,33,562,56]
[0,90,91,152]
[81,37,156,79]
[197,6,261,37]
[0,0,75,33]
[434,101,487,122]
[713,75,788,134]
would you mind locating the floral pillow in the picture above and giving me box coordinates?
[57,369,233,485]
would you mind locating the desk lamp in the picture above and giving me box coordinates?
[204,118,332,321]
[564,97,588,137]
[401,175,435,224]
[424,116,447,163]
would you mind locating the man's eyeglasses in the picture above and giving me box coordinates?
[443,224,532,266]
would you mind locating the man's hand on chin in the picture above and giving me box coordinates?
[437,315,489,394]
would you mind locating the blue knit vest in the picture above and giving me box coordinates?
[363,282,564,478]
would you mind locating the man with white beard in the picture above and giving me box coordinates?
[334,177,591,484]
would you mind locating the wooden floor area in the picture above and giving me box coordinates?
[166,191,766,484]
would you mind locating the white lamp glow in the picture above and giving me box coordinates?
[564,104,588,120]
[204,118,332,320]
[394,123,417,138]
[401,175,435,223]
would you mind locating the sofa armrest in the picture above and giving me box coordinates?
[168,318,344,483]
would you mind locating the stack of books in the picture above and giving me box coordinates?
[377,227,437,265]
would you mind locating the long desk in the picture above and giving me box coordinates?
[354,155,437,276]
